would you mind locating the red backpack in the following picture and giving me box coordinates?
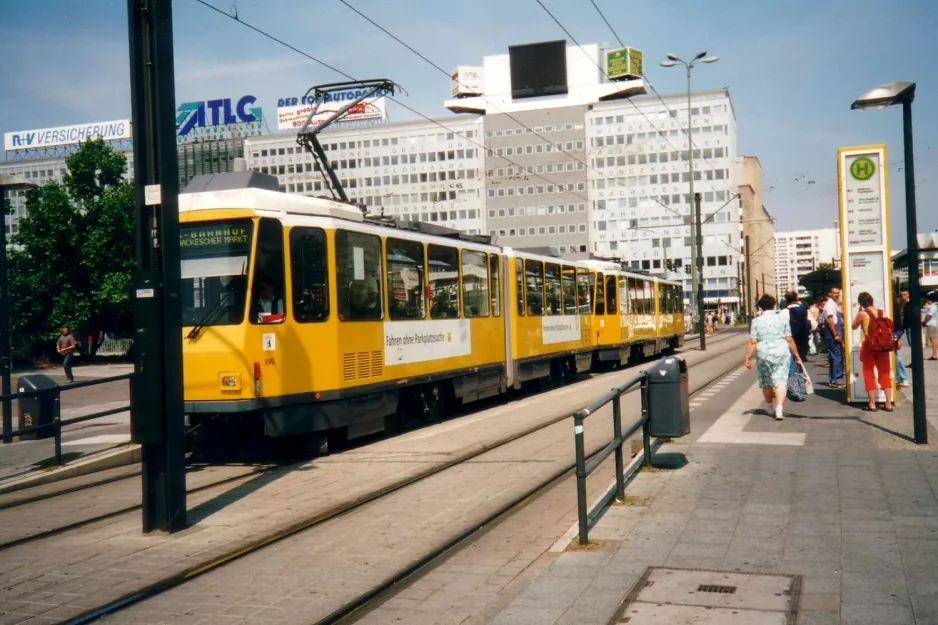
[866,309,897,353]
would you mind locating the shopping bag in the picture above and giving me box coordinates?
[787,359,807,402]
[809,338,817,356]
[800,362,814,396]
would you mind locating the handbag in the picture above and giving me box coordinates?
[787,358,807,402]
[800,362,814,396]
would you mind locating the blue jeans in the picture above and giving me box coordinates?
[895,330,909,384]
[826,321,845,385]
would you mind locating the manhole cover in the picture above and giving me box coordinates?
[610,567,801,624]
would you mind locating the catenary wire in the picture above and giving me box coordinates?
[583,0,738,197]
[336,0,609,182]
[190,0,593,205]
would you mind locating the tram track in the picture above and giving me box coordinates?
[58,332,747,625]
[0,331,737,552]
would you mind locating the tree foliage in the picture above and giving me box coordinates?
[8,138,135,360]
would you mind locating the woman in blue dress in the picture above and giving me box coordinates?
[744,293,804,420]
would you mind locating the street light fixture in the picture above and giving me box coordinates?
[660,50,719,345]
[851,80,926,444]
[0,174,38,443]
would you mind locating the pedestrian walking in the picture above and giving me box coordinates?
[895,289,911,387]
[745,293,803,420]
[56,326,78,383]
[822,287,845,388]
[851,291,895,412]
[924,293,938,361]
[782,291,810,361]
[807,299,820,356]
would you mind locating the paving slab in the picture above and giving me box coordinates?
[474,346,938,625]
[0,334,747,624]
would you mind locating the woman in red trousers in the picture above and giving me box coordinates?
[851,291,894,412]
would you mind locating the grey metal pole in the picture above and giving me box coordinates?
[902,100,927,444]
[574,413,589,545]
[686,64,699,333]
[745,235,753,328]
[640,375,653,468]
[127,0,187,533]
[0,186,10,444]
[612,395,625,502]
[695,193,706,350]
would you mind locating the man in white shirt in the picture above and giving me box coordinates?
[924,293,938,361]
[823,287,845,387]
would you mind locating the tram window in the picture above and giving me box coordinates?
[462,250,489,317]
[251,218,286,325]
[490,254,501,317]
[629,278,641,314]
[386,238,426,320]
[336,229,383,321]
[525,260,544,315]
[545,264,562,316]
[661,285,670,313]
[606,275,617,314]
[180,218,253,328]
[576,268,592,313]
[428,245,460,319]
[595,273,606,315]
[643,281,653,314]
[561,267,577,314]
[515,258,525,316]
[618,278,629,314]
[289,227,328,322]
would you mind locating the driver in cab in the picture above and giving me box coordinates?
[256,278,284,323]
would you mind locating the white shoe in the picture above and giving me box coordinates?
[774,404,784,421]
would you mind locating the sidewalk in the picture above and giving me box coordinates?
[490,354,938,625]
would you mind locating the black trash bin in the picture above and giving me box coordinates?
[646,356,690,438]
[17,374,60,440]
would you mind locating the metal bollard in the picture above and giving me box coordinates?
[574,411,589,545]
[612,393,625,503]
[641,375,653,468]
[53,394,62,466]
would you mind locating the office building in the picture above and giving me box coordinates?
[737,155,776,309]
[585,89,740,308]
[774,228,841,297]
[244,116,486,235]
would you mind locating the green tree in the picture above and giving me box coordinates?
[816,262,836,271]
[8,138,135,361]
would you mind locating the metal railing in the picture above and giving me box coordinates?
[572,370,655,546]
[0,373,134,466]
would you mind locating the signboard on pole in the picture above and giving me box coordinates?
[837,144,894,403]
[606,47,644,80]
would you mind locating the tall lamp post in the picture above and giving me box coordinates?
[660,50,718,337]
[0,174,38,444]
[851,81,926,444]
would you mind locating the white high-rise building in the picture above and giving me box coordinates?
[774,228,841,297]
[585,89,740,308]
[243,116,486,235]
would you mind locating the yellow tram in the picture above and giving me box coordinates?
[178,173,685,444]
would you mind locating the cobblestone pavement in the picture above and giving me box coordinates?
[0,334,747,624]
[477,353,938,625]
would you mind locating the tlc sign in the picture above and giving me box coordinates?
[175,95,262,136]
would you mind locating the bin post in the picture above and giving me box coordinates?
[641,374,654,468]
[53,394,62,466]
[612,393,625,503]
[574,412,589,545]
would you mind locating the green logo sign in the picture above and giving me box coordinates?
[850,156,876,181]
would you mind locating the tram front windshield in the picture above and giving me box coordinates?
[180,219,253,327]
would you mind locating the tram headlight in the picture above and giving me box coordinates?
[218,372,242,390]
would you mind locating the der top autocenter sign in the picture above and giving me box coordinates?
[276,88,388,131]
[4,120,132,151]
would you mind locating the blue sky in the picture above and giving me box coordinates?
[2,0,936,243]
